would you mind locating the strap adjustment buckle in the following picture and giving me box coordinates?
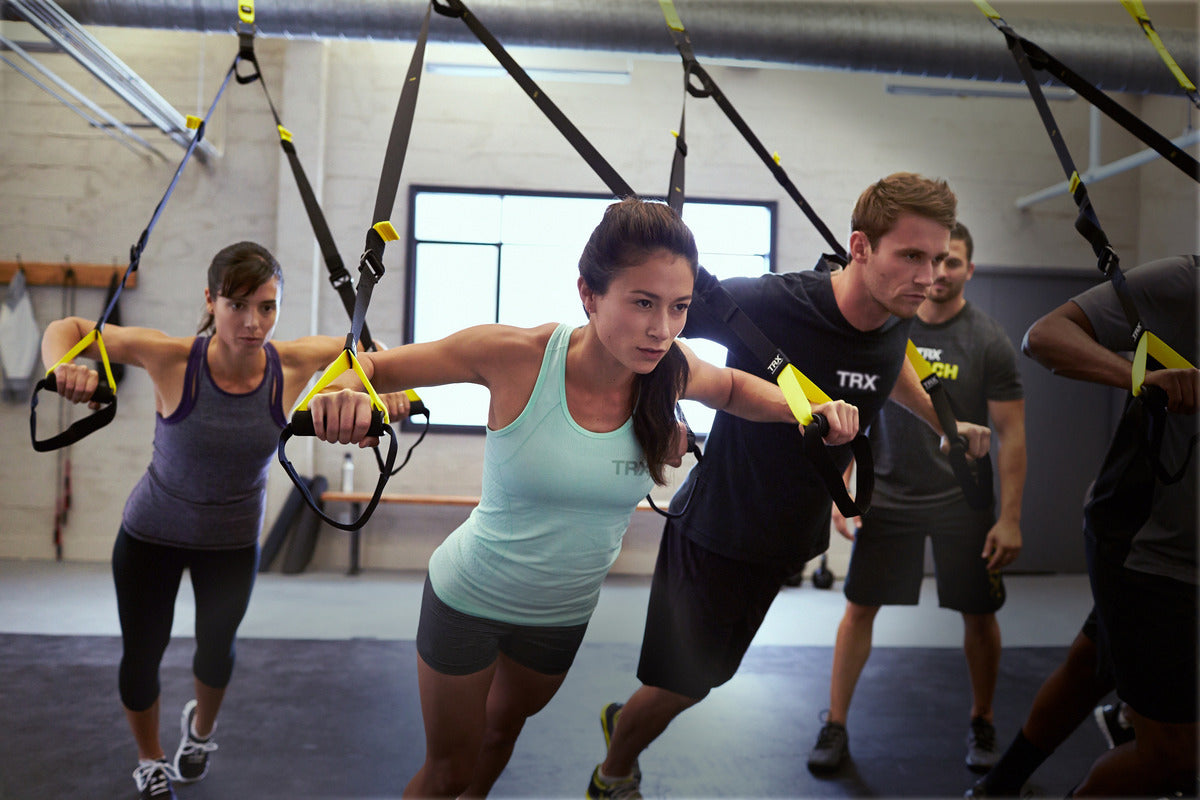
[358,249,386,284]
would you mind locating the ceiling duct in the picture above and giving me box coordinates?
[37,0,1200,97]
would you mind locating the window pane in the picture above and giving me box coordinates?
[498,244,588,329]
[411,243,498,343]
[408,190,774,434]
[684,203,771,255]
[414,193,502,243]
[501,195,613,246]
[410,242,498,427]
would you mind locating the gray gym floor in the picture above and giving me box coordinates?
[0,559,1108,799]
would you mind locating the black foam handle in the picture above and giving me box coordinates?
[288,408,385,438]
[276,422,398,532]
[30,374,118,452]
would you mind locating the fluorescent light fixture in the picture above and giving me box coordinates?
[425,62,631,84]
[885,77,1076,101]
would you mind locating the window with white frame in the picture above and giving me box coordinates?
[405,187,775,433]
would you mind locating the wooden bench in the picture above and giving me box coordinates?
[319,491,664,574]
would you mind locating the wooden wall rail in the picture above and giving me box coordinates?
[1,261,137,289]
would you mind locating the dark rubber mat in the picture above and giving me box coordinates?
[0,633,1107,798]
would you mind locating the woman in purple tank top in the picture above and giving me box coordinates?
[41,242,409,800]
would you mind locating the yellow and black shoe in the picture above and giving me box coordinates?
[599,703,640,781]
[587,765,643,800]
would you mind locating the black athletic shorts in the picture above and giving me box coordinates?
[415,576,588,676]
[843,502,1005,614]
[636,520,792,700]
[1086,531,1198,724]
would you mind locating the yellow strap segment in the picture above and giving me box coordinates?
[971,0,1003,21]
[1121,0,1198,92]
[905,339,934,380]
[1132,331,1195,395]
[238,1,255,25]
[1068,171,1082,195]
[658,0,686,33]
[295,350,390,425]
[45,329,118,395]
[777,363,831,425]
[373,221,400,243]
[403,389,423,405]
[277,125,293,143]
[186,115,202,130]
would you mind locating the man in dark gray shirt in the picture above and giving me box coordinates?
[808,223,1027,775]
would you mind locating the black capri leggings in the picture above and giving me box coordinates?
[112,527,259,711]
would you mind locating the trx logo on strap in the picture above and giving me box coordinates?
[836,370,879,391]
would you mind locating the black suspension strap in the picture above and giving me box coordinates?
[658,0,847,259]
[278,0,441,531]
[976,1,1196,480]
[230,5,374,352]
[31,41,245,452]
[645,405,704,518]
[234,0,431,475]
[431,0,635,199]
[906,342,995,509]
[973,1,1191,348]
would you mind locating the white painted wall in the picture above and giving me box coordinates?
[2,22,1196,575]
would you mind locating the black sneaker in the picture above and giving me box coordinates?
[964,774,1028,798]
[966,717,999,773]
[807,716,849,774]
[173,699,218,783]
[132,759,176,800]
[599,702,640,781]
[1093,702,1134,749]
[587,765,643,800]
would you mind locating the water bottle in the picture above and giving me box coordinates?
[341,452,354,493]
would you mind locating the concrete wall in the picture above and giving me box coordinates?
[2,22,1197,576]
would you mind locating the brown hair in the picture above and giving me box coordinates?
[951,221,974,262]
[197,242,283,334]
[578,197,698,485]
[850,172,957,249]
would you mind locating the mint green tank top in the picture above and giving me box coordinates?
[427,323,655,626]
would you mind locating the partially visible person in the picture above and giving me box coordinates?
[586,173,994,800]
[808,222,1026,775]
[964,611,1125,798]
[41,243,395,800]
[1018,255,1197,796]
[306,197,859,799]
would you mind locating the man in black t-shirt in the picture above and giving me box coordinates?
[587,173,993,800]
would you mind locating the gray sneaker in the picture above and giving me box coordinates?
[966,716,998,773]
[807,718,849,774]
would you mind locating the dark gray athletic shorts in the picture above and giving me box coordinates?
[843,502,1005,614]
[1087,531,1198,724]
[415,576,588,676]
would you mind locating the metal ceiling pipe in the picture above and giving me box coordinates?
[33,0,1200,97]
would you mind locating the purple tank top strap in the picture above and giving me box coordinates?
[264,342,287,428]
[161,336,207,424]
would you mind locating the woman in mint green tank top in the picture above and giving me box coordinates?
[307,199,861,798]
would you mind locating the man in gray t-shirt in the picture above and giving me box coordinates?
[808,223,1027,775]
